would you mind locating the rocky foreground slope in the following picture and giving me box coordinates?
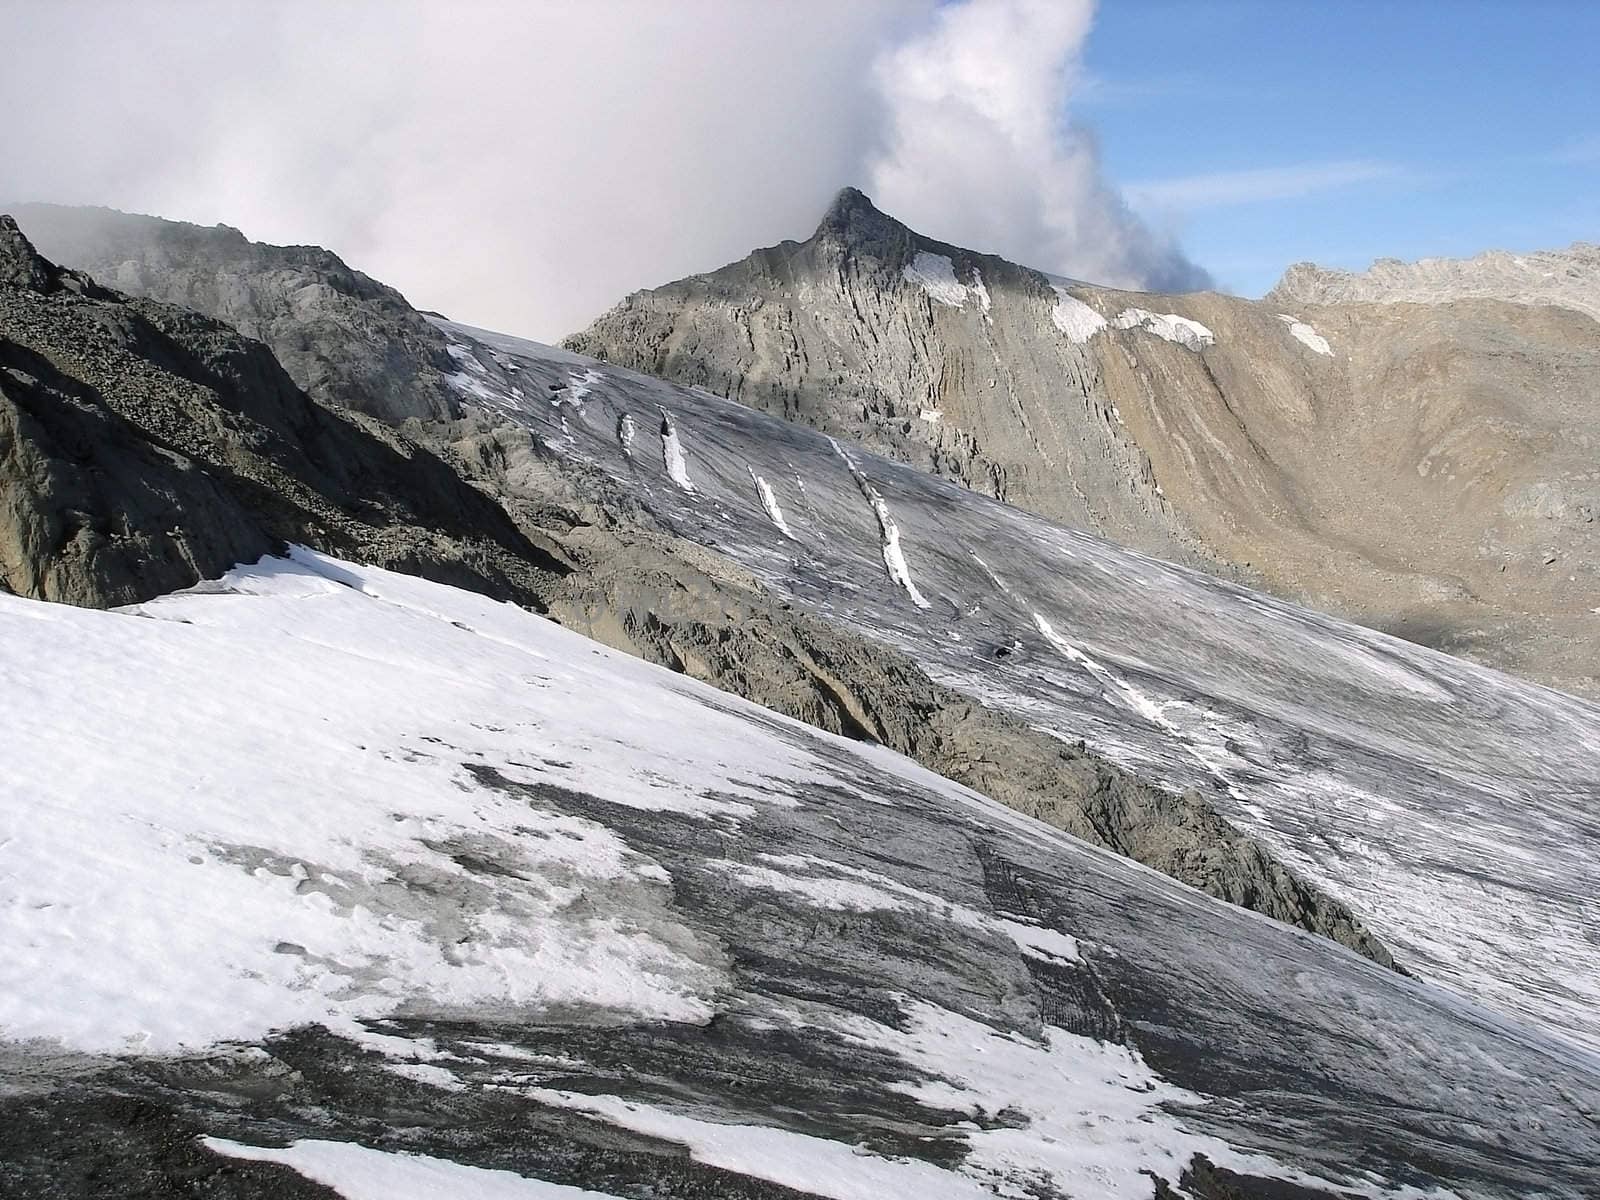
[6,552,1595,1199]
[568,189,1600,697]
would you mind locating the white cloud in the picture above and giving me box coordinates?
[1,0,1207,336]
[0,1,929,339]
[865,0,1209,292]
[1126,160,1409,211]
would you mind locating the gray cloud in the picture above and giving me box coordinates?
[1,0,1204,338]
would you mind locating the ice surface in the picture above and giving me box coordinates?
[423,318,1600,1063]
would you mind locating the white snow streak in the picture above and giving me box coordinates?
[1049,285,1107,342]
[658,407,695,491]
[970,268,992,315]
[831,439,930,609]
[616,412,636,458]
[522,998,1416,1200]
[562,368,603,406]
[1112,307,1215,350]
[748,468,796,539]
[1277,313,1333,356]
[205,1138,626,1199]
[524,1087,994,1200]
[1031,612,1248,800]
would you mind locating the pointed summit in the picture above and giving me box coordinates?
[812,187,912,260]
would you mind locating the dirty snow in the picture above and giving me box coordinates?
[1277,313,1334,356]
[561,368,604,406]
[1050,286,1108,342]
[901,250,969,307]
[205,1138,627,1199]
[658,407,695,491]
[1112,307,1215,350]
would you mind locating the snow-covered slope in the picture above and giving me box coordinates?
[2,550,1597,1197]
[431,317,1600,1065]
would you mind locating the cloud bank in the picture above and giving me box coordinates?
[866,0,1210,292]
[1,0,1204,338]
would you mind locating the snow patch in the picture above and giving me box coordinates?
[1112,307,1214,350]
[1,550,901,1053]
[1049,286,1108,343]
[1277,313,1334,356]
[562,368,603,406]
[523,1087,993,1200]
[901,250,968,307]
[205,1138,625,1199]
[748,468,796,539]
[832,439,930,609]
[970,268,992,315]
[658,408,695,491]
[918,409,942,423]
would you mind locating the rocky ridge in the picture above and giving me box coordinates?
[1271,240,1600,321]
[569,188,1600,697]
[9,203,462,422]
[0,215,562,607]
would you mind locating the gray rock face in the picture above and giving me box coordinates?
[0,215,562,608]
[8,203,461,422]
[568,189,1600,698]
[1271,240,1600,321]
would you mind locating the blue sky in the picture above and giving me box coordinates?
[1080,1,1600,295]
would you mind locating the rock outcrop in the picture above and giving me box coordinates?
[0,215,563,607]
[1271,240,1600,322]
[8,203,461,422]
[568,188,1600,697]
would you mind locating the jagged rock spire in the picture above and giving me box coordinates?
[0,215,54,292]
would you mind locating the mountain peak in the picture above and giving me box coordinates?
[812,186,912,258]
[0,214,54,292]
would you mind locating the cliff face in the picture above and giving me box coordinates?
[8,203,461,422]
[568,189,1600,696]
